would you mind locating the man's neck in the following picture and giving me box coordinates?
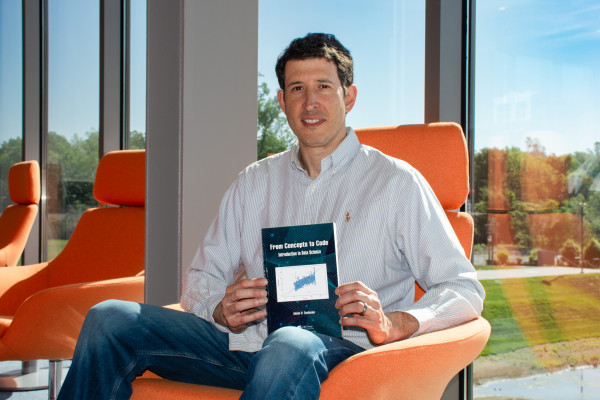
[297,148,325,179]
[296,129,348,179]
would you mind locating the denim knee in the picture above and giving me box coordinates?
[243,327,329,400]
[82,299,141,345]
[261,327,327,366]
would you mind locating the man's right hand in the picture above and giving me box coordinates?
[213,278,268,333]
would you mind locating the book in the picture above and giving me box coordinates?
[261,222,341,338]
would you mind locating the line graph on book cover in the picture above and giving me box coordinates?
[275,264,330,302]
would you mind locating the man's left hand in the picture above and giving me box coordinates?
[335,281,418,345]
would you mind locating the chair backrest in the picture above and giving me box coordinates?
[0,161,40,266]
[48,150,146,287]
[355,123,474,300]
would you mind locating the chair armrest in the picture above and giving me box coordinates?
[0,275,144,360]
[320,318,491,400]
[0,263,49,316]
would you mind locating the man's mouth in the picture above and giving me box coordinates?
[302,117,324,126]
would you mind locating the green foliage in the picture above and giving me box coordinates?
[46,130,100,241]
[584,191,600,240]
[472,147,489,213]
[584,238,600,267]
[495,248,510,265]
[0,137,24,210]
[257,80,294,160]
[473,142,600,257]
[505,146,523,205]
[528,248,538,265]
[129,130,146,150]
[48,131,99,182]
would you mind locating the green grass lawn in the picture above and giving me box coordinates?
[479,272,600,357]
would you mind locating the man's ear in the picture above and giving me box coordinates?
[277,90,287,115]
[344,84,358,114]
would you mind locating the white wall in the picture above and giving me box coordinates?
[145,0,258,305]
[181,0,259,276]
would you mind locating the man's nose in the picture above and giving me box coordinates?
[303,88,319,110]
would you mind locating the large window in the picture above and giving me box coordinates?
[0,1,23,212]
[46,0,100,259]
[128,0,146,149]
[1,1,147,261]
[472,2,600,398]
[257,0,425,158]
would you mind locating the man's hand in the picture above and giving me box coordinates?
[213,278,268,333]
[335,281,419,345]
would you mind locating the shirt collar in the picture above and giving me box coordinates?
[290,127,360,179]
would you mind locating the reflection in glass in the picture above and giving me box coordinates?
[257,0,425,158]
[472,1,600,396]
[0,1,23,211]
[47,0,100,259]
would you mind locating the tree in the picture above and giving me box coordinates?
[584,238,600,267]
[257,80,294,160]
[129,130,146,150]
[560,238,580,266]
[495,248,510,265]
[0,137,24,210]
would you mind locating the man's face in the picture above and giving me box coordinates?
[277,58,357,156]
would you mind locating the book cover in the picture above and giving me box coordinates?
[261,222,341,338]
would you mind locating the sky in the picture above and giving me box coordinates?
[0,0,22,144]
[473,1,600,155]
[1,0,599,156]
[258,0,425,130]
[0,0,146,146]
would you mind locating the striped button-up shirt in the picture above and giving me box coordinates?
[181,128,485,351]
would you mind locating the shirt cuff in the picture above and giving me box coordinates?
[404,307,436,337]
[186,293,232,334]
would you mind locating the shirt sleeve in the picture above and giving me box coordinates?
[394,168,485,336]
[180,174,246,333]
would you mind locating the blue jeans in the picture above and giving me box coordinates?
[57,300,364,400]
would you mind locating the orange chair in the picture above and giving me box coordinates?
[0,160,40,267]
[0,150,146,396]
[130,123,490,400]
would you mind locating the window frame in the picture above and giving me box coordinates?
[21,0,138,262]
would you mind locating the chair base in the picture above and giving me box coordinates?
[0,360,48,391]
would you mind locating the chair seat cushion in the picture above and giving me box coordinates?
[132,375,241,400]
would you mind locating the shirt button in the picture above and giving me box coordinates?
[310,186,316,192]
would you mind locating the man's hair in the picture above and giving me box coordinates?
[275,33,353,91]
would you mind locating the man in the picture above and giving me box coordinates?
[58,33,484,400]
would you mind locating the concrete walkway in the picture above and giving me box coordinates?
[477,266,598,280]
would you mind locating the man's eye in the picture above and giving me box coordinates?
[319,84,330,89]
[291,86,303,91]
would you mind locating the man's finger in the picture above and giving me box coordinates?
[228,287,267,303]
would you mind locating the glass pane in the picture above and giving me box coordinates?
[472,2,600,397]
[257,0,425,159]
[47,0,100,259]
[129,0,146,150]
[0,1,23,211]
